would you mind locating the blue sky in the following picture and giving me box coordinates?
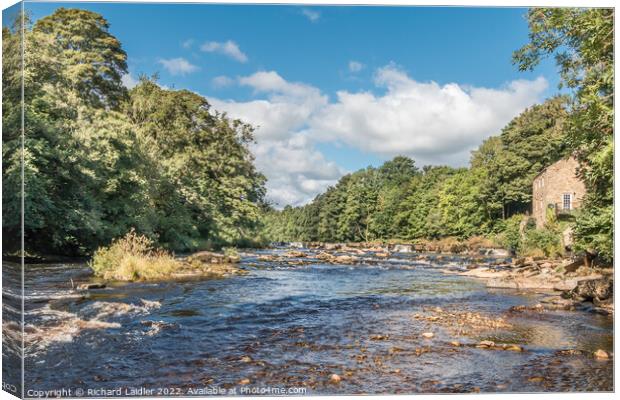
[13,2,561,207]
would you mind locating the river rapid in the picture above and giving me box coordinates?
[2,248,613,395]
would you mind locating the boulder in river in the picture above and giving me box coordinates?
[329,374,342,384]
[188,251,239,264]
[392,244,413,253]
[594,349,610,360]
[334,255,358,264]
[504,344,523,352]
[77,283,106,291]
[284,250,307,258]
[567,277,613,303]
[316,252,333,260]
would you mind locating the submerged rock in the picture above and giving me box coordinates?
[421,332,434,339]
[504,344,523,352]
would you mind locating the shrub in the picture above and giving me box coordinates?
[223,247,239,258]
[91,229,181,281]
[496,214,524,253]
[521,226,563,258]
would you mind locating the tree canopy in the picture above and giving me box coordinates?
[514,8,613,261]
[2,8,266,255]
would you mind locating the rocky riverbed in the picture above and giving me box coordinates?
[442,255,613,316]
[2,247,613,395]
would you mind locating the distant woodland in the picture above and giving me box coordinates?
[2,8,613,263]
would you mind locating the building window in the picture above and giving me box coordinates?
[563,193,571,210]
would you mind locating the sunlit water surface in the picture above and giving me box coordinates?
[2,249,613,395]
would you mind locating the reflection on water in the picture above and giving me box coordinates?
[2,250,613,394]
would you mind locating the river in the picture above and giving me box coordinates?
[2,248,613,395]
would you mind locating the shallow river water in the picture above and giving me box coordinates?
[2,249,614,395]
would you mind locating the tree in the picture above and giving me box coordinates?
[126,78,266,249]
[437,168,490,238]
[2,8,267,255]
[514,8,614,262]
[33,8,128,109]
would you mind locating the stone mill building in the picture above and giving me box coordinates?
[532,156,586,228]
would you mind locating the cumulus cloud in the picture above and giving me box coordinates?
[200,40,248,63]
[212,75,234,88]
[157,57,199,76]
[209,71,336,206]
[211,71,327,141]
[301,8,320,22]
[349,61,364,72]
[208,67,547,206]
[311,65,548,165]
[251,135,345,207]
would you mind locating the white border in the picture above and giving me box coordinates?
[0,1,616,400]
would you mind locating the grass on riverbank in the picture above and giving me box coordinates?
[91,230,181,281]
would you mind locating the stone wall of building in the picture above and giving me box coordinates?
[532,157,586,228]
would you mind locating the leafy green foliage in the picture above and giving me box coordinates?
[514,8,613,263]
[521,225,563,258]
[262,96,571,246]
[495,214,524,253]
[2,9,266,255]
[470,97,568,219]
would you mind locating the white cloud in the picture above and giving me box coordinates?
[212,75,234,88]
[349,61,364,73]
[208,67,547,206]
[301,8,320,22]
[200,40,248,63]
[121,73,138,89]
[182,39,194,49]
[311,65,548,165]
[211,71,327,141]
[157,57,199,76]
[251,135,345,207]
[209,71,335,206]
